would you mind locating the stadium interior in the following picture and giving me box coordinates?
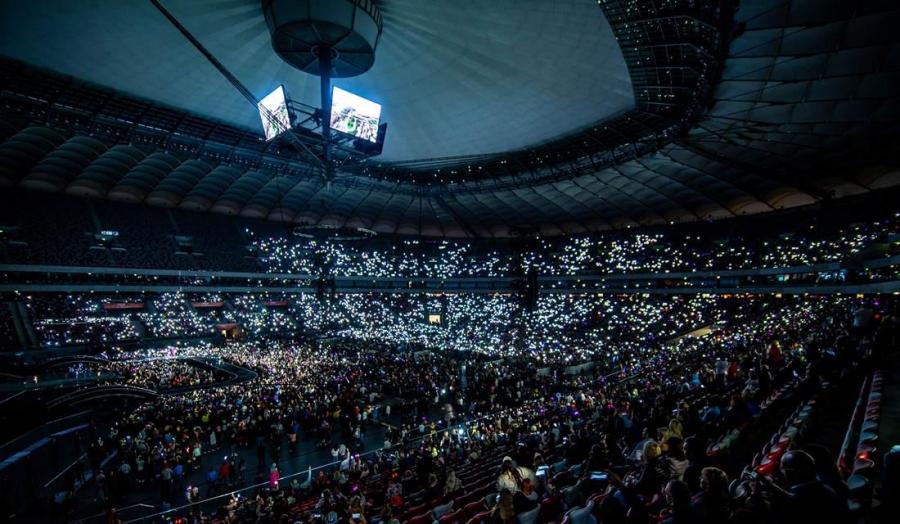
[0,1,899,523]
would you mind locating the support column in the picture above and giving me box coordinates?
[317,47,334,168]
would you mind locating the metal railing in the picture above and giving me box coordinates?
[0,409,92,459]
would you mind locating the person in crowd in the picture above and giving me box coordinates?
[444,470,464,496]
[581,444,610,478]
[425,472,441,501]
[660,479,698,524]
[775,450,850,524]
[513,478,539,514]
[490,489,516,524]
[692,467,730,524]
[269,463,280,490]
[497,457,524,492]
[16,294,884,524]
[681,436,707,494]
[633,440,674,499]
[664,436,688,479]
[803,443,849,501]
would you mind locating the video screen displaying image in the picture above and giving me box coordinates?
[330,86,381,142]
[258,85,291,141]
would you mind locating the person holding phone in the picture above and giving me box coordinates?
[349,495,367,524]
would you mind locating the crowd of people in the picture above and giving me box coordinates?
[3,187,896,280]
[249,211,897,279]
[99,358,225,391]
[17,292,741,365]
[24,294,141,347]
[41,294,892,524]
[3,194,897,524]
[230,295,298,337]
[13,290,891,370]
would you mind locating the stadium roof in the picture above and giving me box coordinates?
[0,0,898,237]
[0,0,634,162]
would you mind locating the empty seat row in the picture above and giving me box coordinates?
[752,399,817,477]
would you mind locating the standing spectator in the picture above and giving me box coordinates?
[269,463,280,490]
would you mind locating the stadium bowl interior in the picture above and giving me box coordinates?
[0,1,898,523]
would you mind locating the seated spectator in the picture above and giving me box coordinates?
[776,450,850,524]
[665,436,688,479]
[633,440,674,498]
[803,443,849,501]
[425,472,441,500]
[443,470,463,496]
[692,467,730,524]
[490,489,515,524]
[661,479,698,524]
[681,436,706,493]
[512,478,539,514]
[581,443,610,478]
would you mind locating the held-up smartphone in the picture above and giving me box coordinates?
[536,466,548,477]
[590,471,608,482]
[352,514,361,520]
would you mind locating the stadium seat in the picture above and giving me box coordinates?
[433,501,454,520]
[407,512,432,524]
[465,511,491,524]
[463,501,485,519]
[517,505,540,524]
[564,501,595,524]
[439,509,464,524]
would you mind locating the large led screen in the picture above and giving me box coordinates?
[258,85,291,141]
[330,86,381,142]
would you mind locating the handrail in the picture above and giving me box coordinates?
[46,385,157,409]
[838,376,871,477]
[0,409,93,457]
[0,389,25,406]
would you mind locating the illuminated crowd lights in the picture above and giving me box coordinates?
[16,291,861,367]
[138,292,219,338]
[230,294,297,336]
[249,214,894,279]
[26,294,140,347]
[77,358,222,390]
[71,294,863,522]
